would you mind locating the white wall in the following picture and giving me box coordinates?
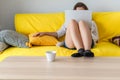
[0,0,120,30]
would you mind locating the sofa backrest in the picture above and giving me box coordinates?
[15,12,65,35]
[15,12,120,42]
[93,12,120,42]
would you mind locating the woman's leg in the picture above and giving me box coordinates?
[65,19,84,50]
[78,20,94,57]
[64,21,75,49]
[78,21,92,50]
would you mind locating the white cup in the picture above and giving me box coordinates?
[46,51,56,62]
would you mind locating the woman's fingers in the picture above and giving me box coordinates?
[33,33,40,37]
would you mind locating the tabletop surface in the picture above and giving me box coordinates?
[0,56,120,80]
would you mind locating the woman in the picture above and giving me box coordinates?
[34,2,99,57]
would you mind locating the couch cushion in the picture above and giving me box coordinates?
[109,35,120,46]
[0,30,29,48]
[15,12,65,35]
[0,41,120,61]
[0,46,77,61]
[26,33,59,47]
[0,42,9,52]
[93,12,120,42]
[92,42,120,56]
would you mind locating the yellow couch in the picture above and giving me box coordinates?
[0,12,120,61]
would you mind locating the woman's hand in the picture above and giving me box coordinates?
[33,32,45,37]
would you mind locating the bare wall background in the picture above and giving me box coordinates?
[0,0,120,30]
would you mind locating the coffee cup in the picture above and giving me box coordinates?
[46,51,56,62]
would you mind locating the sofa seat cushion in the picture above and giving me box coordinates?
[92,42,120,56]
[0,41,120,61]
[0,46,77,61]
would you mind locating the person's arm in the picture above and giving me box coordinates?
[33,32,58,38]
[56,23,66,38]
[91,21,99,43]
[33,23,66,38]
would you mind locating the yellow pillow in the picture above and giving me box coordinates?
[26,33,58,47]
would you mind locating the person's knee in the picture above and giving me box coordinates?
[70,19,76,23]
[79,20,86,25]
[68,19,78,29]
[69,19,77,26]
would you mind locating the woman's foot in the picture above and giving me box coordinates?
[71,48,84,57]
[83,50,94,57]
[71,53,83,57]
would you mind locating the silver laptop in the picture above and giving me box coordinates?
[65,10,92,27]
